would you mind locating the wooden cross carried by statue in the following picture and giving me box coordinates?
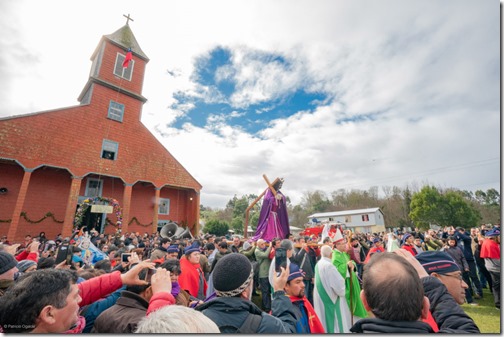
[243,174,283,238]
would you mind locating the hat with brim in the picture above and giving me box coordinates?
[415,251,460,274]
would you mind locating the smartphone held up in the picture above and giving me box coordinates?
[275,248,287,274]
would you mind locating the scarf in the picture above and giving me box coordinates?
[289,295,325,333]
[178,256,207,298]
[171,281,181,298]
[480,239,500,259]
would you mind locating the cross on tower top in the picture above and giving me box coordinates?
[123,14,134,25]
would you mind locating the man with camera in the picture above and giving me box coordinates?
[0,260,173,333]
[92,266,173,333]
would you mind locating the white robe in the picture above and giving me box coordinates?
[313,257,353,333]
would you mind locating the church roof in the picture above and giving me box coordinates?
[104,24,149,61]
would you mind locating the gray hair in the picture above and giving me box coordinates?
[280,239,293,251]
[321,245,333,258]
[134,305,220,333]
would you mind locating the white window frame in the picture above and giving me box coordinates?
[158,198,170,215]
[113,53,134,81]
[107,100,124,122]
[101,139,119,160]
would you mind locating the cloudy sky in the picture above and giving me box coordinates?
[1,0,500,208]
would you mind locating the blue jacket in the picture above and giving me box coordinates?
[80,286,125,333]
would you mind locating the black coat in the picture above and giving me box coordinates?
[423,276,480,333]
[453,231,475,261]
[196,291,296,333]
[350,318,433,333]
[444,246,469,271]
[350,277,479,334]
[291,248,315,279]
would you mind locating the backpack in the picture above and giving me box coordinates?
[218,313,262,333]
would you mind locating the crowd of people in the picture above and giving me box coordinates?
[0,222,499,333]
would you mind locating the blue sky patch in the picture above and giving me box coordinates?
[171,46,329,134]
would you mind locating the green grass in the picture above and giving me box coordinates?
[462,287,500,333]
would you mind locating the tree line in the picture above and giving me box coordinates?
[200,185,500,236]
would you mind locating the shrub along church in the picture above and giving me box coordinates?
[0,20,202,242]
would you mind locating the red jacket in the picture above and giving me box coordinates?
[364,246,385,264]
[179,256,207,298]
[15,250,39,262]
[401,244,417,256]
[78,271,123,307]
[269,247,276,260]
[146,292,175,315]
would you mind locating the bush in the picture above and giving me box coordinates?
[203,219,229,236]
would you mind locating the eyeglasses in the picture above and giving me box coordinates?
[441,273,463,282]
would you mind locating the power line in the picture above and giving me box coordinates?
[334,157,499,190]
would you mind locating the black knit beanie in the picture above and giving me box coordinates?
[212,253,253,297]
[0,251,18,275]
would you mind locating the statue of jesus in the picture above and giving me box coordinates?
[251,178,290,241]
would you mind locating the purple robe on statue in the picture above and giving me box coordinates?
[251,189,290,242]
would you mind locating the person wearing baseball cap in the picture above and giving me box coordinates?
[416,251,468,305]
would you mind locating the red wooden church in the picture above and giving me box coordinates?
[0,22,202,242]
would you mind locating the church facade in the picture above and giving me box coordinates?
[0,23,202,242]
